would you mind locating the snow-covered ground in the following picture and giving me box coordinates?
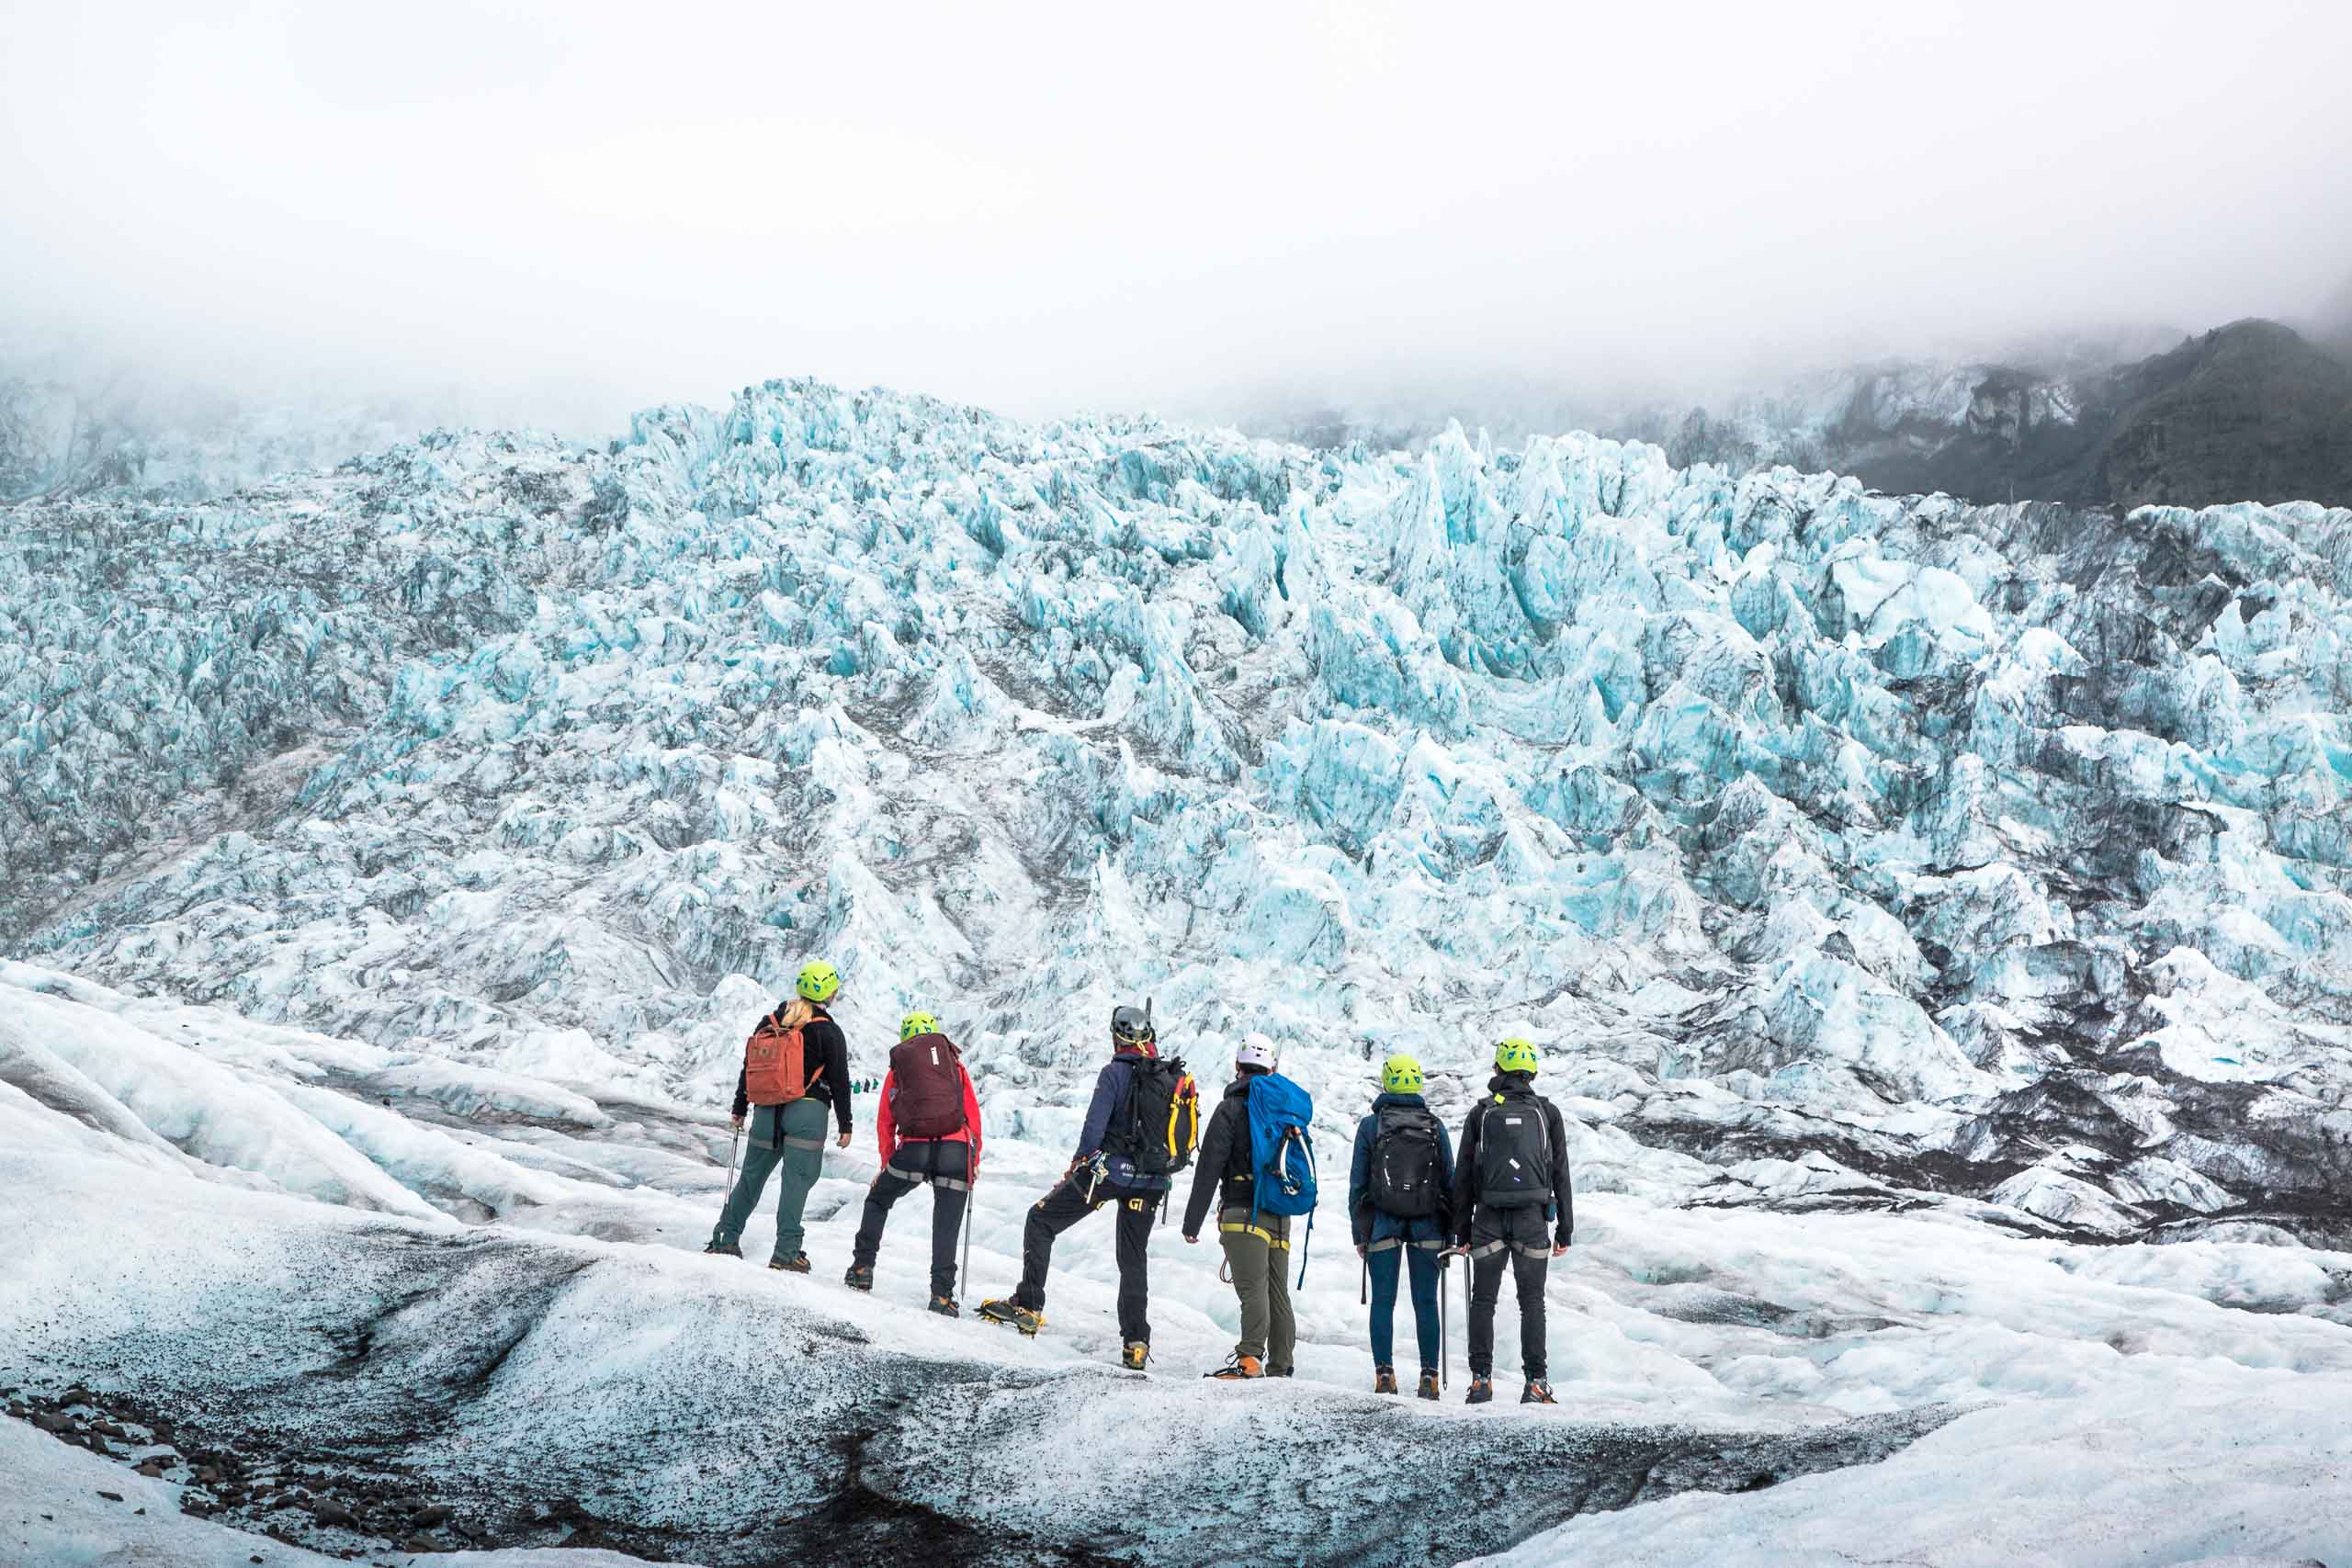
[5,376,2352,1562]
[5,961,2348,1564]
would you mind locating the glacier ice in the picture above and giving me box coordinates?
[4,376,2352,1561]
[5,378,2352,1245]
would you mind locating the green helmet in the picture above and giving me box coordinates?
[1381,1054,1425,1094]
[899,1010,941,1041]
[797,960,841,1003]
[1494,1037,1540,1075]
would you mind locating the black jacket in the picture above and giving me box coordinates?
[1182,1075,1260,1236]
[1450,1072,1573,1249]
[732,1004,852,1134]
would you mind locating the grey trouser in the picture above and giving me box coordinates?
[1218,1206,1295,1371]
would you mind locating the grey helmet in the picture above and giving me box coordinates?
[1111,999,1156,1051]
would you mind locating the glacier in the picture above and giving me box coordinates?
[4,378,2351,1565]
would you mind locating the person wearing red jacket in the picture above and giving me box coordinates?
[845,1011,983,1314]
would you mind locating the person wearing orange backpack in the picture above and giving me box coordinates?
[845,1010,983,1315]
[706,960,854,1271]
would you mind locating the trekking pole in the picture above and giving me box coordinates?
[1448,1259,1467,1382]
[1439,1253,1449,1389]
[726,1124,741,1190]
[960,1160,976,1304]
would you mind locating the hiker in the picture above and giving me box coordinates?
[846,1011,982,1316]
[1349,1053,1454,1399]
[1447,1038,1573,1405]
[706,961,854,1271]
[978,1002,1199,1370]
[1182,1032,1298,1381]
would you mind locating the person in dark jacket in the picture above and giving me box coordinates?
[978,1004,1190,1370]
[846,1010,983,1314]
[1447,1037,1573,1405]
[1350,1053,1454,1399]
[1182,1032,1295,1380]
[707,960,854,1271]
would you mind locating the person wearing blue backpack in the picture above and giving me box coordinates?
[1350,1053,1454,1400]
[1447,1038,1573,1406]
[1181,1032,1314,1380]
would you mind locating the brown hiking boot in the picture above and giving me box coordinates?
[1374,1365,1399,1395]
[1466,1377,1494,1404]
[1204,1354,1261,1380]
[768,1252,811,1273]
[1417,1369,1441,1401]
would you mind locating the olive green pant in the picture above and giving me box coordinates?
[1218,1207,1295,1372]
[711,1099,831,1261]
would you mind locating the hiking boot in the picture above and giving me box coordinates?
[1374,1365,1399,1395]
[928,1295,960,1318]
[1521,1380,1557,1405]
[843,1264,874,1292]
[977,1299,1044,1337]
[1205,1355,1262,1380]
[768,1252,811,1274]
[1121,1341,1150,1371]
[704,1241,742,1258]
[1466,1378,1494,1405]
[1417,1370,1441,1401]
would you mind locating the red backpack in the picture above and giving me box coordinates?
[745,1012,822,1107]
[889,1032,967,1138]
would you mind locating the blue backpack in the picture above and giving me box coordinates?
[1246,1073,1318,1284]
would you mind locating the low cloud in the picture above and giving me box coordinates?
[6,0,2348,435]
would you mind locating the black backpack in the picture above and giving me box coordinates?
[1475,1096,1553,1210]
[1368,1105,1444,1219]
[1112,1056,1199,1176]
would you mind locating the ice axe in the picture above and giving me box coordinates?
[726,1122,741,1190]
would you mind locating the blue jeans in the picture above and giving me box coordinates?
[1367,1243,1442,1371]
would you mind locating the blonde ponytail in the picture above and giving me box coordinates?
[774,996,817,1032]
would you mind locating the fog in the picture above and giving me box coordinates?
[6,0,2350,436]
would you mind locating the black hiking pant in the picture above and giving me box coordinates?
[1012,1176,1160,1346]
[851,1138,972,1299]
[1467,1205,1553,1381]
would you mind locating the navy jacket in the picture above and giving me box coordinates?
[1073,1047,1173,1193]
[1348,1091,1456,1247]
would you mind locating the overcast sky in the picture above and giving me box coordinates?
[6,0,2349,432]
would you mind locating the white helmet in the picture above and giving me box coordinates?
[1236,1032,1279,1071]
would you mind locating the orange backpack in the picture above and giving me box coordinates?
[745,1013,822,1107]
